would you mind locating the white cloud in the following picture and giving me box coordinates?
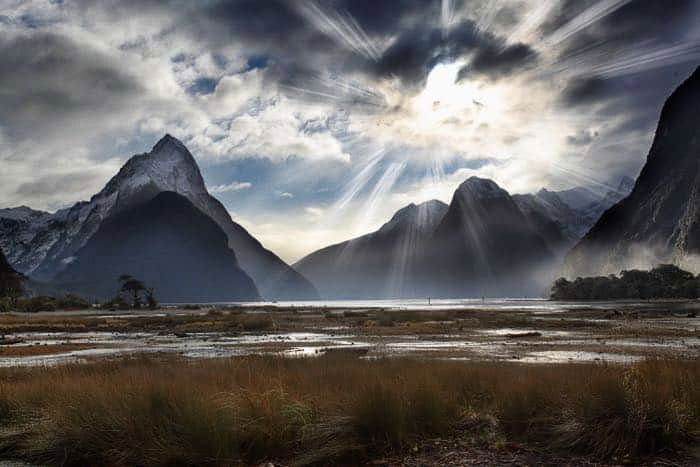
[208,181,252,193]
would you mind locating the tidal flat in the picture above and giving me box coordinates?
[0,299,698,367]
[0,300,699,465]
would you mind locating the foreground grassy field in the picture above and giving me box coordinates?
[0,356,697,466]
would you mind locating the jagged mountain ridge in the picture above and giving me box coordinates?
[513,176,635,252]
[294,200,448,298]
[565,66,700,276]
[0,135,317,300]
[55,192,260,302]
[297,177,557,298]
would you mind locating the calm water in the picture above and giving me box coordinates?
[171,298,700,313]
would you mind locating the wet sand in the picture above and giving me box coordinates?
[0,299,698,367]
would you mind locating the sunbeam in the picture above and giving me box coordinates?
[542,0,634,48]
[295,0,383,61]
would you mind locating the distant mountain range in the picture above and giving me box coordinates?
[296,175,631,299]
[4,66,696,301]
[513,177,635,253]
[565,66,700,277]
[0,134,636,302]
[0,135,317,302]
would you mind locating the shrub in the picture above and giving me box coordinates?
[0,357,696,465]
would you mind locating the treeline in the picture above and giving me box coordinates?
[0,274,158,312]
[551,264,700,300]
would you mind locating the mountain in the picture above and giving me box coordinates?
[565,67,700,277]
[54,192,259,302]
[298,177,556,299]
[579,176,635,223]
[294,200,448,298]
[513,189,581,252]
[424,177,554,297]
[0,206,65,274]
[514,176,636,253]
[0,135,317,300]
[556,186,603,211]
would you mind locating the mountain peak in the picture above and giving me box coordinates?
[152,133,187,153]
[379,199,448,234]
[457,176,507,199]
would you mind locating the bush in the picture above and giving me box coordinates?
[0,357,697,465]
[551,264,700,300]
[17,296,56,313]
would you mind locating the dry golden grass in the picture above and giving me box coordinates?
[0,356,696,466]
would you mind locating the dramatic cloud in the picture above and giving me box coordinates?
[1,0,699,261]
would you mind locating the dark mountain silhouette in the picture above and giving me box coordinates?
[55,192,259,302]
[513,189,578,254]
[295,200,448,298]
[424,177,554,297]
[298,177,556,298]
[565,66,700,277]
[0,135,317,300]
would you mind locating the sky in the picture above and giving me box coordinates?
[1,0,700,263]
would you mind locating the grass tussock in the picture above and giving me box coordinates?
[0,357,697,466]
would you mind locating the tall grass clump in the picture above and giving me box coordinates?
[0,356,696,465]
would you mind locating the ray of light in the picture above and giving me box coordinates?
[335,161,407,266]
[542,0,633,48]
[441,0,454,38]
[333,149,386,212]
[295,0,382,61]
[581,39,700,79]
[281,72,387,112]
[362,161,407,221]
[536,37,700,81]
[504,0,557,47]
[474,1,503,35]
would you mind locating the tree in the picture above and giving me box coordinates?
[118,275,146,309]
[145,288,158,310]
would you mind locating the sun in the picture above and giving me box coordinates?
[357,61,510,162]
[413,61,504,128]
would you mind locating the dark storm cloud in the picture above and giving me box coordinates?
[161,0,532,90]
[371,20,538,88]
[562,76,608,106]
[552,0,698,108]
[459,42,537,81]
[0,32,143,136]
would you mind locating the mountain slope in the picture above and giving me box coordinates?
[1,135,317,300]
[298,177,556,299]
[55,192,259,302]
[565,66,700,276]
[513,189,578,253]
[294,200,448,298]
[425,177,554,297]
